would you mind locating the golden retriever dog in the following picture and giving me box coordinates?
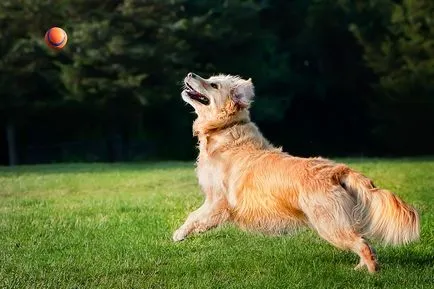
[173,72,420,273]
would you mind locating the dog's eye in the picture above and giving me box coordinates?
[210,83,218,89]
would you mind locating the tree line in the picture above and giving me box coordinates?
[0,0,433,165]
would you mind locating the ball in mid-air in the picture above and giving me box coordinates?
[44,27,67,50]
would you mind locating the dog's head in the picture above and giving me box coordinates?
[181,72,254,119]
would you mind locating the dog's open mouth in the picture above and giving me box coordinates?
[185,83,210,105]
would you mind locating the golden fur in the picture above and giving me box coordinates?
[173,72,420,273]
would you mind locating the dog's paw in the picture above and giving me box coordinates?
[354,262,365,271]
[172,228,187,242]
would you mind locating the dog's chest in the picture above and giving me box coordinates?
[196,153,226,197]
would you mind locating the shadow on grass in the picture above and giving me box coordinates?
[335,155,434,164]
[379,251,434,269]
[2,156,433,173]
[0,161,195,175]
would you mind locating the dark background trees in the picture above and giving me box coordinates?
[0,0,432,165]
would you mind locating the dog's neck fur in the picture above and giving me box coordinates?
[193,110,250,136]
[193,109,279,156]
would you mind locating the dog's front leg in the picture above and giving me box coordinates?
[173,197,230,242]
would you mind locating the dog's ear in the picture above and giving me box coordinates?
[231,78,254,108]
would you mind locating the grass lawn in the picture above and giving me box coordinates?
[0,159,433,289]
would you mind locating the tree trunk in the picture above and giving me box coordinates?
[6,121,18,166]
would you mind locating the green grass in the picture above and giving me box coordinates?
[0,159,433,289]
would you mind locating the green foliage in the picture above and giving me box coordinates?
[349,0,434,153]
[0,0,67,117]
[0,0,433,161]
[60,1,188,106]
[350,0,434,97]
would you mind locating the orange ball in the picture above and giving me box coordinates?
[44,27,67,50]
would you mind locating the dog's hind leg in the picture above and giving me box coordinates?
[173,197,230,242]
[300,188,379,273]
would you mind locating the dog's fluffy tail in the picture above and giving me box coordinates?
[340,170,420,245]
